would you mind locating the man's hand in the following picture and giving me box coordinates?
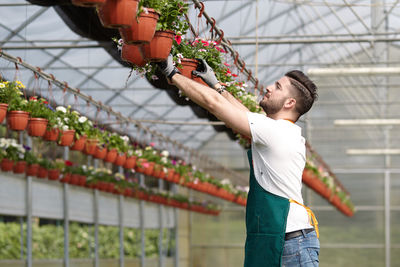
[192,59,219,88]
[157,54,180,79]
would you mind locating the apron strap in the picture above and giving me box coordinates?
[289,199,319,239]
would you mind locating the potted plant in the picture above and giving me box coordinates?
[47,158,64,181]
[5,81,29,131]
[25,97,55,137]
[142,0,189,61]
[97,0,140,29]
[24,147,39,177]
[123,147,138,169]
[119,0,162,44]
[69,112,92,151]
[0,80,24,123]
[60,160,74,183]
[37,158,53,179]
[103,132,128,164]
[0,138,25,172]
[54,106,76,146]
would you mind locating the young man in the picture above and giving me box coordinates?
[158,56,319,267]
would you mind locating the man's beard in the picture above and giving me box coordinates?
[259,97,286,115]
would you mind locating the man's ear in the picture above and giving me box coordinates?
[284,98,296,109]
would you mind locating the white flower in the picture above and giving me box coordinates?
[72,111,80,116]
[0,83,5,88]
[221,179,232,185]
[56,106,67,113]
[161,157,167,164]
[78,116,87,123]
[62,125,69,131]
[177,53,184,59]
[64,118,69,123]
[121,135,129,142]
[161,150,169,157]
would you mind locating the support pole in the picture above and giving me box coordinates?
[139,174,145,267]
[158,179,164,267]
[93,158,99,267]
[63,147,70,267]
[25,135,32,267]
[119,166,124,267]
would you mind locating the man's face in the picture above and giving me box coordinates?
[259,76,292,115]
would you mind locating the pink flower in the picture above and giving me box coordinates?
[224,62,230,67]
[149,142,155,147]
[151,75,159,81]
[142,162,150,168]
[175,35,182,45]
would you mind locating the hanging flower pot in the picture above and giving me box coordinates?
[26,163,39,177]
[1,158,14,172]
[60,173,71,183]
[302,168,332,199]
[121,44,147,67]
[78,175,87,186]
[97,0,139,29]
[7,111,29,131]
[69,174,80,185]
[119,8,159,44]
[13,161,27,174]
[144,161,155,176]
[165,168,175,182]
[43,128,60,142]
[104,148,118,163]
[84,139,98,155]
[114,153,127,166]
[71,0,105,7]
[70,135,87,151]
[0,103,8,123]
[135,158,148,174]
[93,145,107,160]
[142,30,175,62]
[37,167,48,179]
[48,169,60,181]
[123,155,137,169]
[58,130,75,146]
[27,118,48,137]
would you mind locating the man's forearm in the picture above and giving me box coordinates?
[171,74,222,112]
[215,84,249,112]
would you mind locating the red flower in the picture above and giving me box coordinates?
[174,35,182,45]
[232,73,238,77]
[29,96,37,101]
[65,160,73,166]
[43,101,48,104]
[224,62,230,67]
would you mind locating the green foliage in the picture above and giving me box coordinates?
[23,149,38,165]
[104,132,129,153]
[25,97,54,120]
[0,221,168,260]
[0,138,25,161]
[156,0,189,34]
[38,157,54,169]
[0,80,25,105]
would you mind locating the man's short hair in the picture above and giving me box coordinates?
[285,70,318,117]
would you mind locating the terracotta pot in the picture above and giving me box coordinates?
[135,158,147,173]
[177,58,208,86]
[84,139,98,155]
[142,30,175,62]
[71,0,105,7]
[37,167,48,179]
[114,153,126,166]
[7,111,29,131]
[119,8,159,44]
[58,130,75,146]
[43,128,60,142]
[0,103,8,123]
[27,118,48,137]
[48,169,60,180]
[13,161,27,174]
[97,0,139,28]
[338,203,354,217]
[93,146,107,160]
[70,135,87,151]
[165,168,175,182]
[121,44,147,67]
[1,158,14,172]
[123,188,133,197]
[69,174,80,185]
[26,164,39,177]
[104,148,118,163]
[302,169,332,199]
[60,173,71,183]
[78,175,87,186]
[123,156,137,169]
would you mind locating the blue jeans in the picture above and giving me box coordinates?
[282,229,320,267]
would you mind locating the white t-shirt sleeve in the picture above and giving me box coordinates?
[247,112,276,146]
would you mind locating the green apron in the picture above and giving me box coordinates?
[244,150,290,267]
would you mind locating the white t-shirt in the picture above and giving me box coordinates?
[247,112,312,233]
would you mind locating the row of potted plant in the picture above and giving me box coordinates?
[0,138,221,216]
[303,157,354,216]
